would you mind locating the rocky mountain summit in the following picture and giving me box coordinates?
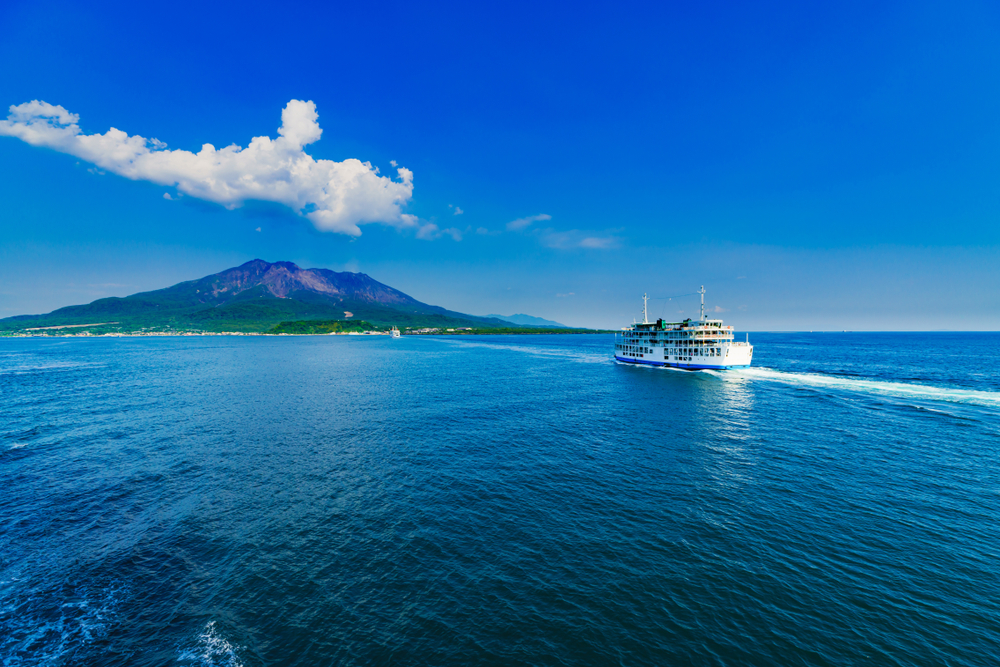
[147,259,422,307]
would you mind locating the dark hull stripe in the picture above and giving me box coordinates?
[614,355,750,370]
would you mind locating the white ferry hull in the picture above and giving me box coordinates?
[614,355,750,370]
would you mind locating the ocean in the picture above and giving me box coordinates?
[1,333,998,666]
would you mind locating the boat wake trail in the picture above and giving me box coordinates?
[733,367,1000,408]
[0,580,125,665]
[438,338,610,365]
[177,621,244,667]
[0,361,102,376]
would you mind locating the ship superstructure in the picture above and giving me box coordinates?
[614,287,752,370]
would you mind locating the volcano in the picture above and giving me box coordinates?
[1,259,518,332]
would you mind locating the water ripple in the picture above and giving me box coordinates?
[0,334,998,665]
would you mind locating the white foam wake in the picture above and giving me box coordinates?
[732,367,1000,408]
[0,360,102,375]
[178,621,244,667]
[436,338,610,365]
[0,582,124,665]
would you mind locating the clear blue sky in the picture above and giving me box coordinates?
[1,0,998,329]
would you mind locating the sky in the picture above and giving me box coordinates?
[1,0,998,330]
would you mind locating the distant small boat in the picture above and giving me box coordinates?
[391,326,401,338]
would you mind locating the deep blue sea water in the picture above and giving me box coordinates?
[1,332,999,666]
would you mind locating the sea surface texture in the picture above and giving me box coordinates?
[1,333,999,666]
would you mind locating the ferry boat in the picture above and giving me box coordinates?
[391,326,401,338]
[614,287,752,370]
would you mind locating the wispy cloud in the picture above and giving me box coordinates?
[540,229,620,250]
[578,236,618,249]
[712,305,727,313]
[556,292,575,297]
[0,99,415,237]
[449,204,464,215]
[507,213,551,231]
[415,223,462,241]
[504,213,623,250]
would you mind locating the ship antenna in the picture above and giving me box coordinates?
[700,285,705,322]
[643,292,649,324]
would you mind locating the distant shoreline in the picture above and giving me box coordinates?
[0,329,613,339]
[3,330,995,339]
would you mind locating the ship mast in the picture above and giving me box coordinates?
[699,285,705,322]
[643,293,649,324]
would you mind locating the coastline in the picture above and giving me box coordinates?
[0,329,612,339]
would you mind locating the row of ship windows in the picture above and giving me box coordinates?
[617,345,724,357]
[617,343,724,349]
[624,336,731,342]
[625,330,729,335]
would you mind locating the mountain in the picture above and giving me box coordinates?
[487,313,569,328]
[0,259,517,333]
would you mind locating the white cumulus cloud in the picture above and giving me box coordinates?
[0,99,415,237]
